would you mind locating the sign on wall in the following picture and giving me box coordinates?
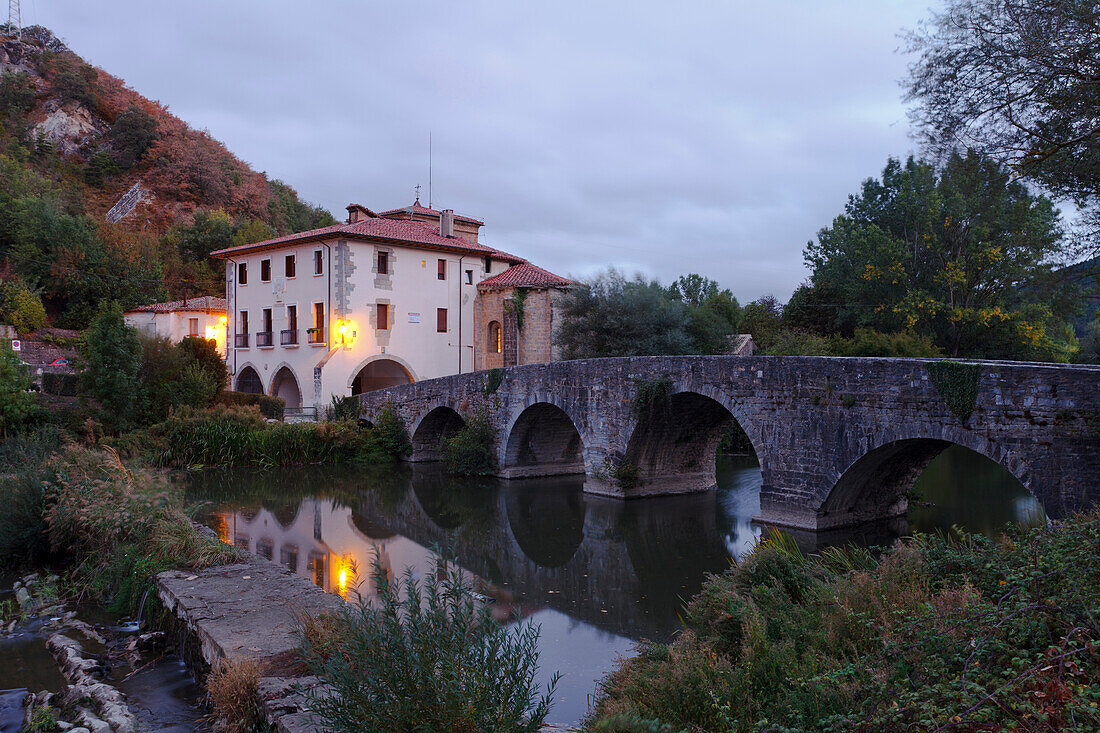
[408,312,421,323]
[10,340,20,351]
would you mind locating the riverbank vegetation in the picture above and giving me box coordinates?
[587,513,1100,732]
[299,554,558,732]
[0,437,239,618]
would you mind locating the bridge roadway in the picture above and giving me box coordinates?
[358,356,1100,532]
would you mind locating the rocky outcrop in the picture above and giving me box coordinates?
[34,100,104,156]
[0,39,35,74]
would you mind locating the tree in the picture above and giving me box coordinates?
[108,105,158,168]
[905,0,1100,238]
[0,280,46,334]
[805,154,1076,361]
[80,302,142,430]
[555,269,694,358]
[740,296,784,352]
[176,209,236,261]
[0,341,34,437]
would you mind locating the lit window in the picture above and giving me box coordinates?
[489,321,502,353]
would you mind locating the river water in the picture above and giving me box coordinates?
[185,445,1040,726]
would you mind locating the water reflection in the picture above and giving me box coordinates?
[184,444,1037,725]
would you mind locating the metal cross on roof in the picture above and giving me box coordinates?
[414,184,422,203]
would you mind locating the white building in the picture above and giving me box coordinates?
[123,296,227,354]
[211,199,541,411]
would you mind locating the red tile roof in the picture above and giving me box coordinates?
[125,296,227,313]
[477,262,573,291]
[209,218,521,262]
[379,199,484,225]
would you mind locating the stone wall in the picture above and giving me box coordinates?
[359,356,1100,532]
[473,287,560,370]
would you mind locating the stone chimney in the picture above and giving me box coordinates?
[440,209,455,238]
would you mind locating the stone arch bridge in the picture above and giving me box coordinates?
[358,356,1100,532]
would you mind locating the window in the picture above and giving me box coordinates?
[437,259,446,280]
[236,311,249,347]
[377,251,389,275]
[309,302,325,343]
[238,262,247,285]
[314,250,323,275]
[484,256,492,273]
[377,303,389,330]
[285,254,296,278]
[282,305,298,346]
[437,308,447,333]
[258,308,273,347]
[489,321,502,354]
[261,259,271,282]
[465,269,473,284]
[189,317,199,336]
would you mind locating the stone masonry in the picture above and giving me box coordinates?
[359,356,1100,532]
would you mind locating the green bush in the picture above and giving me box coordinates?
[299,554,558,732]
[0,341,35,437]
[41,372,78,396]
[0,464,53,566]
[369,402,411,459]
[442,408,496,475]
[1,280,47,334]
[763,329,834,356]
[325,394,359,422]
[216,390,285,420]
[833,328,942,358]
[588,515,1100,732]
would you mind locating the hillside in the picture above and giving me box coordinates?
[0,26,335,329]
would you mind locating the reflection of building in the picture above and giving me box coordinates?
[123,296,227,355]
[215,498,440,602]
[210,200,572,411]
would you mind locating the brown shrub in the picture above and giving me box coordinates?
[205,657,265,733]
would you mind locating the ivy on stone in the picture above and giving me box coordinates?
[926,360,981,424]
[505,287,529,332]
[631,376,673,422]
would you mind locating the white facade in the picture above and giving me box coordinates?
[122,297,227,355]
[220,227,517,411]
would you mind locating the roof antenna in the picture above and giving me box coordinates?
[428,131,433,209]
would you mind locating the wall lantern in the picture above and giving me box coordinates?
[336,319,357,349]
[205,325,218,340]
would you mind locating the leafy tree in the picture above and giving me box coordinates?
[0,280,46,334]
[782,281,845,336]
[833,329,942,358]
[905,0,1100,237]
[176,209,236,261]
[805,153,1076,360]
[267,178,336,233]
[231,218,275,247]
[108,105,158,168]
[0,72,36,128]
[740,296,784,352]
[80,302,142,430]
[83,148,119,187]
[178,335,227,391]
[0,341,34,437]
[555,269,694,358]
[51,58,97,107]
[764,329,835,356]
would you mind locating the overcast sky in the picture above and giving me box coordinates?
[31,0,934,301]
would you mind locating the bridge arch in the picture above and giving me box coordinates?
[501,396,587,479]
[622,388,757,495]
[409,405,466,462]
[815,427,1035,530]
[235,363,265,394]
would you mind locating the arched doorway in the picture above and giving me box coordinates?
[270,366,302,409]
[502,402,584,478]
[236,366,263,394]
[409,406,465,462]
[351,358,414,395]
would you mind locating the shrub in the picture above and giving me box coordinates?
[325,394,359,422]
[1,280,47,334]
[763,328,834,356]
[0,464,53,566]
[369,402,410,459]
[442,408,495,475]
[833,328,942,358]
[0,341,35,437]
[216,390,285,420]
[482,367,505,395]
[298,554,558,732]
[205,657,265,733]
[109,105,159,169]
[41,372,78,396]
[588,516,1100,732]
[172,361,221,409]
[177,335,227,390]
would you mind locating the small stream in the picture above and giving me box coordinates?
[0,576,209,733]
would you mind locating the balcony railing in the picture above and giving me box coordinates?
[281,328,299,346]
[256,331,274,347]
[307,327,325,345]
[234,333,249,348]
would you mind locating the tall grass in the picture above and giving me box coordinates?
[588,516,1100,732]
[298,554,558,732]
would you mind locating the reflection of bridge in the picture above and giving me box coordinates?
[359,356,1100,531]
[187,466,731,640]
